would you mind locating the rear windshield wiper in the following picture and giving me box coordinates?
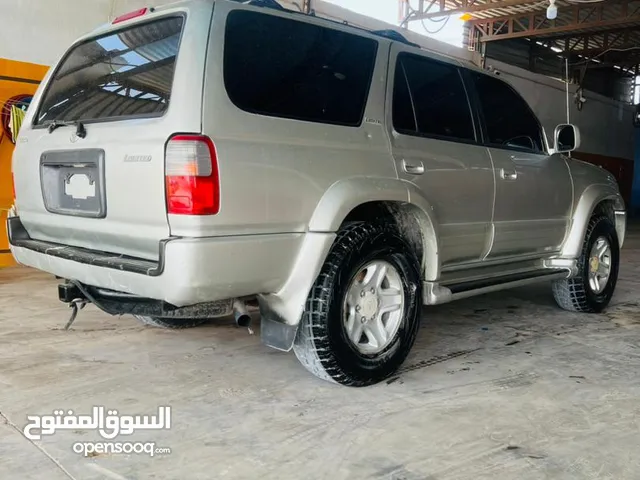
[47,120,87,138]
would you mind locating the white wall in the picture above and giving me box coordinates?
[0,0,114,66]
[1,0,634,160]
[0,0,177,66]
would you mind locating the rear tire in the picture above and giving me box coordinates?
[552,215,619,313]
[293,222,422,387]
[134,316,207,329]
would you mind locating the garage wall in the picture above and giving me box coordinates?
[485,60,634,161]
[1,0,114,66]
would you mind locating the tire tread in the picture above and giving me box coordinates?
[293,222,418,386]
[552,215,616,313]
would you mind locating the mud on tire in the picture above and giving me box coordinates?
[293,221,422,387]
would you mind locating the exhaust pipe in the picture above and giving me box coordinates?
[233,299,252,327]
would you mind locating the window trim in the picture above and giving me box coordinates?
[222,9,379,128]
[32,13,187,129]
[464,69,548,155]
[391,52,480,146]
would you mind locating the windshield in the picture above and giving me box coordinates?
[35,16,184,126]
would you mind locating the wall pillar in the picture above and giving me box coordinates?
[0,59,48,268]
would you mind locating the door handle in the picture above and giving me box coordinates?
[500,168,518,180]
[402,159,425,175]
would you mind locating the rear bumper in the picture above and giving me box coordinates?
[8,216,305,307]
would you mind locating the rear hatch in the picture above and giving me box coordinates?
[12,2,213,261]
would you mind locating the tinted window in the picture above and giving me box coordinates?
[36,17,184,126]
[224,10,378,126]
[393,54,475,142]
[472,73,544,152]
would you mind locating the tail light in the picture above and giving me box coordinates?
[165,135,220,215]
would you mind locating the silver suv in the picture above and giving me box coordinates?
[9,0,626,386]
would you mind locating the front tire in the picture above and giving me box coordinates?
[293,222,422,387]
[552,215,619,313]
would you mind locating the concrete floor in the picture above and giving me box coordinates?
[1,230,640,480]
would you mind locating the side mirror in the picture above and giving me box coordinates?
[633,104,640,128]
[554,124,580,153]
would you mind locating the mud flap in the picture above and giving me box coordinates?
[258,295,300,352]
[260,315,300,352]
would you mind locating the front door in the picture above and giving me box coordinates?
[467,71,572,258]
[386,46,495,268]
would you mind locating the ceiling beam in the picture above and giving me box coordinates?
[540,25,640,43]
[581,59,640,70]
[546,27,640,56]
[409,0,540,20]
[470,0,640,42]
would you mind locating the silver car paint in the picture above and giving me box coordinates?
[10,1,626,338]
[386,43,495,267]
[487,147,573,258]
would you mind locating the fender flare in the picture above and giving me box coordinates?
[308,177,440,279]
[561,184,625,258]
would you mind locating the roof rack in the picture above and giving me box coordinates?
[371,29,419,48]
[241,0,286,11]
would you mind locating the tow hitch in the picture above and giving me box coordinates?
[58,282,88,330]
[57,280,248,331]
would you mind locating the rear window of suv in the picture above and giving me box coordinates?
[223,10,378,127]
[35,16,184,126]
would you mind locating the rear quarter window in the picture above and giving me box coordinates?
[223,10,378,127]
[35,16,184,126]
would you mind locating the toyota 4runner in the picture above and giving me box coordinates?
[8,0,626,386]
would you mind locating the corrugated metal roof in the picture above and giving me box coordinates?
[450,0,640,39]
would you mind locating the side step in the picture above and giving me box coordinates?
[423,269,570,305]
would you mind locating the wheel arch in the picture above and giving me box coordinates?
[308,177,440,280]
[561,184,626,258]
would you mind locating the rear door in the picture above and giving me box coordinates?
[13,3,213,261]
[467,71,572,258]
[386,46,495,267]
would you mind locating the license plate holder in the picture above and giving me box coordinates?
[40,149,106,218]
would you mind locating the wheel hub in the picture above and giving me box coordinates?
[359,293,379,319]
[588,236,612,294]
[342,260,405,355]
